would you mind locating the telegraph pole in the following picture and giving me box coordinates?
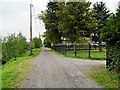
[30,4,33,55]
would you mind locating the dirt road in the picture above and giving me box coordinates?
[20,48,106,88]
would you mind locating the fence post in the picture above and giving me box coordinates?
[74,42,77,57]
[88,43,91,58]
[60,45,62,54]
[64,45,66,55]
[61,45,63,55]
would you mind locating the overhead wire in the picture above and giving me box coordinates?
[24,0,44,37]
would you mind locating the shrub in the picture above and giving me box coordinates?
[33,37,42,48]
[2,33,28,64]
[101,5,120,73]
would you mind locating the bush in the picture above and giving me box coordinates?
[106,44,120,73]
[2,33,29,64]
[33,37,42,48]
[101,5,120,73]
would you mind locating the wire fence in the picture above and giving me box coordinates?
[51,43,106,60]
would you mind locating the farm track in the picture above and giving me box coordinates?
[19,47,106,88]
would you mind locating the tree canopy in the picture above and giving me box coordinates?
[100,4,120,72]
[40,1,99,44]
[40,1,62,44]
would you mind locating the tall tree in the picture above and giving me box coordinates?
[56,1,98,56]
[93,1,110,51]
[39,1,62,45]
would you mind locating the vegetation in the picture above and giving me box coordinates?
[1,48,41,88]
[44,38,51,48]
[2,33,29,64]
[0,36,2,62]
[57,1,99,56]
[40,0,99,57]
[101,5,120,73]
[92,2,110,51]
[89,67,119,88]
[40,1,62,45]
[1,33,42,65]
[40,0,120,73]
[51,48,106,60]
[33,37,42,48]
[66,50,106,60]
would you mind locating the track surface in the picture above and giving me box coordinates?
[20,48,106,88]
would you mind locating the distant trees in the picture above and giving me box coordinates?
[92,1,110,51]
[33,37,42,48]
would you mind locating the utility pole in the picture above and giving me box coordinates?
[30,4,33,55]
[39,32,40,39]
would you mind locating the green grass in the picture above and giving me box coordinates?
[51,48,106,60]
[66,50,106,60]
[1,48,41,88]
[88,67,119,88]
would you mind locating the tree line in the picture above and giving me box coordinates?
[1,33,42,65]
[40,0,110,51]
[40,0,120,73]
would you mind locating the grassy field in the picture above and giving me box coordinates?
[1,48,41,88]
[88,67,119,88]
[66,50,106,60]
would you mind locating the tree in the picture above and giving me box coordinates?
[39,1,62,45]
[101,4,120,73]
[56,1,98,56]
[33,37,42,48]
[44,37,51,48]
[17,33,28,55]
[93,1,110,51]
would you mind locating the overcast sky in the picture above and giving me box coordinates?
[0,0,119,41]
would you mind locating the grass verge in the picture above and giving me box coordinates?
[88,67,119,88]
[1,48,41,88]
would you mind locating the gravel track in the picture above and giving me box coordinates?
[19,47,106,88]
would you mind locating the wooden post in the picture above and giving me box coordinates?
[64,44,66,55]
[106,41,109,68]
[74,42,76,57]
[88,43,91,58]
[30,4,33,55]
